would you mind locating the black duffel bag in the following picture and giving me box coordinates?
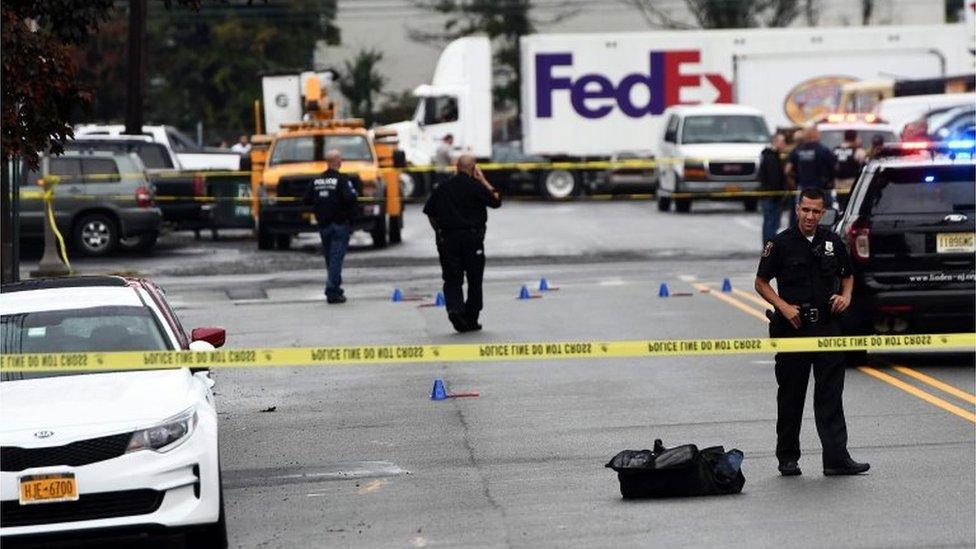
[605,439,745,499]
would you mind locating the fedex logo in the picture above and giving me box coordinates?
[535,50,732,119]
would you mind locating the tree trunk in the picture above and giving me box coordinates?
[125,0,147,135]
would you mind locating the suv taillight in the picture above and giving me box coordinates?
[847,217,870,263]
[135,186,152,208]
[193,174,206,196]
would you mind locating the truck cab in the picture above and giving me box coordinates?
[657,104,770,213]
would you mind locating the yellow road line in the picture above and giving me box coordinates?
[892,366,976,405]
[696,280,976,422]
[693,283,769,323]
[731,288,773,310]
[858,367,976,423]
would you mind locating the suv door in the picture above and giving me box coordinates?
[47,157,86,233]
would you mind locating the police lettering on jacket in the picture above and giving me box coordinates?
[304,169,358,225]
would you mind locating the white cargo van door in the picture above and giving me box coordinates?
[735,50,947,128]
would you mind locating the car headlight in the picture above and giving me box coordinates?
[127,408,198,453]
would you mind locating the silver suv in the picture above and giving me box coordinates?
[21,151,162,256]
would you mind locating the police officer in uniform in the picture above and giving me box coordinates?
[755,187,870,477]
[785,127,837,225]
[831,129,866,209]
[423,154,502,332]
[304,149,359,304]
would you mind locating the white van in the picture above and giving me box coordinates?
[656,104,770,213]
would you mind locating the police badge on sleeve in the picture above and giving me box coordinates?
[762,241,774,257]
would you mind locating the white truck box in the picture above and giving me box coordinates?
[520,24,971,156]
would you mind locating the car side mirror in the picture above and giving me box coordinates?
[393,150,407,169]
[820,208,838,226]
[191,327,225,348]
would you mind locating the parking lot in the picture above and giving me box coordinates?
[18,201,973,548]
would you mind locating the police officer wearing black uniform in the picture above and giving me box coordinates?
[755,187,870,477]
[304,149,359,304]
[423,154,502,332]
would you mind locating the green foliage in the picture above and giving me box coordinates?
[374,90,418,126]
[409,0,535,109]
[73,1,340,144]
[1,0,115,167]
[338,49,386,127]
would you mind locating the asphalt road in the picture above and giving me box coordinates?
[17,201,976,548]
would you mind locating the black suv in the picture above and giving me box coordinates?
[834,143,975,335]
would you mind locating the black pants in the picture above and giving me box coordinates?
[771,319,850,466]
[436,228,486,323]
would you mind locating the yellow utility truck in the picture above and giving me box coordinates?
[250,73,404,250]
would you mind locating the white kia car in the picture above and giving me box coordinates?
[0,276,226,547]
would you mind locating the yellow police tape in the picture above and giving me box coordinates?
[1,333,972,373]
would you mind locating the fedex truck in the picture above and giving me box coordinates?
[389,24,972,199]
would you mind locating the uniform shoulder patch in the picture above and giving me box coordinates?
[762,241,774,257]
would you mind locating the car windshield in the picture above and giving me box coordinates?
[864,165,976,215]
[680,115,769,144]
[820,130,895,149]
[269,135,373,166]
[1,305,170,381]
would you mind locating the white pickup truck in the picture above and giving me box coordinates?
[74,124,241,171]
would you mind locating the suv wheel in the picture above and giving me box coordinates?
[743,198,758,212]
[657,196,671,211]
[675,198,691,213]
[73,213,119,257]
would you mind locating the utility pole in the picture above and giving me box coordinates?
[125,0,147,135]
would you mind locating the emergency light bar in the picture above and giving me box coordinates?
[877,140,976,159]
[820,113,884,124]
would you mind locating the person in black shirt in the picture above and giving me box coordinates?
[423,154,502,332]
[786,127,837,227]
[758,134,787,245]
[304,149,359,304]
[755,187,870,477]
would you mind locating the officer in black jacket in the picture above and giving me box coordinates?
[758,134,787,245]
[423,154,502,332]
[304,149,358,304]
[755,187,870,477]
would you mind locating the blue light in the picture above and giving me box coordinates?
[946,139,976,150]
[924,175,935,182]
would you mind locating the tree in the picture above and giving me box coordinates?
[626,0,816,29]
[408,0,575,111]
[338,49,386,126]
[72,1,340,143]
[2,0,115,168]
[374,90,419,126]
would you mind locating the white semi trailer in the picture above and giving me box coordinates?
[387,24,971,199]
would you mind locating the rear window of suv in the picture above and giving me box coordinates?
[861,165,976,215]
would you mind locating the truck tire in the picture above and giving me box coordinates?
[389,215,402,244]
[73,213,119,257]
[540,170,578,200]
[275,234,292,250]
[257,221,274,250]
[675,198,691,213]
[371,217,388,249]
[743,198,758,212]
[119,231,158,253]
[399,172,416,198]
[657,196,671,211]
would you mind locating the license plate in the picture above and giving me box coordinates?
[936,232,975,253]
[19,473,78,505]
